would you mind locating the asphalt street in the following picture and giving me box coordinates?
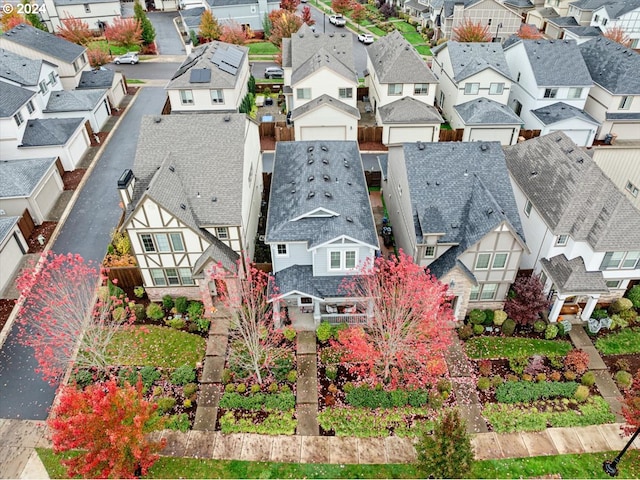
[112,61,182,80]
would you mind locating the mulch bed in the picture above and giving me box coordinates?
[260,137,276,151]
[62,169,86,190]
[126,86,140,96]
[358,141,388,151]
[601,354,640,376]
[0,299,17,333]
[26,222,57,253]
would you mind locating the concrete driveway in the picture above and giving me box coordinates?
[148,12,185,55]
[0,88,167,420]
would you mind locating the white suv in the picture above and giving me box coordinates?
[358,33,374,44]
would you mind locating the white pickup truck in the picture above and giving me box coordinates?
[329,14,346,26]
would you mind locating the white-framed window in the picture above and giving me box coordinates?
[139,233,186,253]
[556,234,569,246]
[492,253,508,269]
[296,88,311,100]
[568,87,582,99]
[619,96,632,110]
[439,90,445,107]
[48,72,57,86]
[180,90,194,105]
[475,253,491,270]
[149,268,195,286]
[626,181,639,197]
[425,245,436,258]
[84,3,90,12]
[606,280,621,289]
[330,251,341,269]
[464,83,480,95]
[345,251,356,269]
[594,14,599,22]
[39,80,48,94]
[414,83,429,95]
[328,250,358,270]
[544,88,558,98]
[602,18,607,25]
[539,270,548,286]
[210,89,224,104]
[179,267,194,285]
[13,111,24,127]
[26,100,35,114]
[489,83,504,95]
[600,251,640,270]
[338,87,353,99]
[632,39,640,49]
[470,283,499,301]
[276,244,288,256]
[622,251,640,269]
[388,84,402,95]
[216,227,229,239]
[524,199,533,217]
[150,269,167,286]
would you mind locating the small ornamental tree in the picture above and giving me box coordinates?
[621,370,640,436]
[49,378,166,478]
[627,285,640,309]
[301,6,315,26]
[56,15,92,45]
[134,1,156,46]
[603,26,632,48]
[268,9,303,47]
[262,12,273,38]
[504,273,549,326]
[516,23,543,39]
[105,17,143,48]
[332,0,352,15]
[350,2,366,26]
[88,47,111,67]
[22,0,46,30]
[199,10,221,41]
[336,251,454,389]
[379,1,396,19]
[279,0,300,12]
[453,18,492,42]
[416,409,474,478]
[1,9,31,30]
[220,20,249,45]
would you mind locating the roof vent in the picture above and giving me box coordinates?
[347,181,352,185]
[577,158,584,164]
[154,116,162,123]
[486,208,493,215]
[223,115,231,122]
[308,146,314,152]
[451,223,459,228]
[322,158,329,165]
[308,191,315,199]
[323,174,331,181]
[343,159,350,168]
[321,145,328,151]
[436,181,440,186]
[212,196,217,202]
[329,33,334,37]
[480,143,488,151]
[325,192,333,198]
[531,171,539,177]
[291,188,296,194]
[169,165,175,172]
[196,192,201,198]
[308,158,314,164]
[346,216,353,222]
[180,203,186,210]
[308,175,315,182]
[555,136,562,142]
[417,141,424,150]
[566,148,574,154]
[341,33,346,37]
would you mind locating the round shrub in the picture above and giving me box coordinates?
[165,318,186,330]
[112,306,127,323]
[140,366,161,389]
[250,384,261,394]
[574,385,590,402]
[187,301,204,320]
[610,298,633,314]
[473,324,485,335]
[267,382,279,393]
[564,349,590,374]
[533,320,546,333]
[162,295,174,310]
[522,373,533,382]
[343,382,354,393]
[478,359,492,376]
[549,371,562,382]
[146,303,164,320]
[224,383,236,393]
[564,370,577,381]
[325,365,338,381]
[175,296,188,314]
[458,324,473,340]
[615,370,633,389]
[236,383,247,394]
[501,318,516,336]
[477,377,491,391]
[183,383,198,398]
[490,375,503,387]
[493,310,507,326]
[619,308,637,325]
[316,321,333,342]
[536,373,546,382]
[483,310,494,326]
[171,365,196,385]
[286,370,297,383]
[73,369,93,388]
[156,397,176,415]
[131,303,146,322]
[283,326,296,342]
[468,309,486,325]
[279,384,291,393]
[581,371,596,387]
[222,369,233,384]
[626,285,640,309]
[437,379,452,394]
[591,308,608,320]
[183,399,192,408]
[610,314,629,330]
[614,359,631,372]
[545,323,559,340]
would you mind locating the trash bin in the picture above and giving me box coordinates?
[265,97,273,106]
[604,133,613,145]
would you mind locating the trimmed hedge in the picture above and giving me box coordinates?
[495,381,578,403]
[345,386,430,408]
[219,392,295,411]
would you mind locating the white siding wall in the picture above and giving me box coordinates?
[538,117,597,147]
[241,120,263,260]
[0,225,27,293]
[384,124,438,144]
[464,125,520,144]
[168,83,246,113]
[42,0,122,31]
[294,107,357,141]
[292,68,357,110]
[41,97,109,132]
[270,242,312,273]
[592,8,640,46]
[592,145,640,209]
[584,85,640,140]
[8,127,90,171]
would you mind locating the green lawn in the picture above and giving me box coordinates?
[108,325,205,368]
[87,40,140,56]
[368,26,386,36]
[465,336,572,359]
[595,327,640,355]
[402,32,425,45]
[415,44,432,56]
[440,122,452,130]
[394,21,416,33]
[247,42,279,55]
[36,449,640,479]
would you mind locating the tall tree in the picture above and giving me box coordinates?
[621,370,640,436]
[0,9,31,30]
[452,18,492,42]
[301,5,315,26]
[134,1,156,45]
[199,9,221,41]
[268,9,303,47]
[350,2,366,26]
[337,251,453,389]
[516,23,543,39]
[105,17,143,48]
[279,0,300,12]
[56,15,92,45]
[220,20,248,45]
[603,26,632,47]
[331,0,352,15]
[21,0,46,30]
[49,378,165,479]
[16,252,135,384]
[504,273,549,326]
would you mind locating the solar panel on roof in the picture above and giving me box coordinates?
[189,68,211,83]
[217,62,238,75]
[210,45,244,76]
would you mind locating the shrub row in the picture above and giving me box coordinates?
[318,407,434,438]
[219,410,296,435]
[495,381,578,403]
[345,386,431,408]
[219,391,295,411]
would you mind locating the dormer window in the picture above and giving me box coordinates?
[555,234,569,246]
[276,244,288,256]
[425,245,436,258]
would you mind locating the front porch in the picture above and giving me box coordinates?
[274,297,372,331]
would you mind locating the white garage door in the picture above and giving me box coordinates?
[93,99,109,130]
[469,128,515,145]
[67,129,90,170]
[388,126,434,144]
[611,123,638,140]
[0,235,24,293]
[300,126,346,141]
[34,173,63,221]
[549,129,591,146]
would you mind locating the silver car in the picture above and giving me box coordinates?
[264,67,284,79]
[113,52,139,65]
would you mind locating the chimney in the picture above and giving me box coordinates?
[117,169,135,207]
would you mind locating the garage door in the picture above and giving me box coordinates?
[549,129,591,146]
[93,99,109,130]
[469,128,515,145]
[611,123,638,140]
[300,126,346,141]
[34,173,63,222]
[67,130,90,170]
[388,126,434,144]
[0,235,24,293]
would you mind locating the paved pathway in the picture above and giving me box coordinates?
[296,331,319,436]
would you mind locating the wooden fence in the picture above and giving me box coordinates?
[107,267,143,289]
[519,129,542,140]
[358,126,383,143]
[259,122,294,141]
[18,209,35,240]
[439,129,464,142]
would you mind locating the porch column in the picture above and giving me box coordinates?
[549,295,566,323]
[581,295,600,321]
[313,302,321,326]
[273,301,282,329]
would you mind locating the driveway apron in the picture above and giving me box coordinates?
[148,12,185,55]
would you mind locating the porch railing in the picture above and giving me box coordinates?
[320,313,369,325]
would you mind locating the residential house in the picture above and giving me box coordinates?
[504,132,640,322]
[452,97,522,144]
[591,0,640,49]
[591,144,640,210]
[43,89,111,132]
[0,158,64,226]
[541,0,608,38]
[40,0,123,32]
[526,0,571,29]
[118,114,262,303]
[579,37,640,141]
[365,31,442,144]
[562,25,602,43]
[0,216,29,295]
[166,41,250,114]
[544,15,580,38]
[77,67,127,108]
[1,83,39,159]
[203,0,280,31]
[265,141,379,328]
[282,25,359,141]
[0,24,90,90]
[502,0,544,22]
[180,7,206,37]
[504,38,593,132]
[384,141,527,320]
[530,102,598,146]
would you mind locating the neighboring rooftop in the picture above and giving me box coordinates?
[433,41,513,82]
[0,82,35,117]
[503,0,534,7]
[547,16,579,27]
[20,118,84,146]
[578,37,640,95]
[504,131,640,251]
[44,89,108,113]
[272,264,361,299]
[51,0,117,4]
[540,254,608,295]
[454,98,523,125]
[266,141,378,249]
[290,94,360,121]
[0,48,46,86]
[367,30,437,84]
[77,67,115,89]
[404,0,429,12]
[0,157,58,198]
[597,0,640,18]
[1,24,85,63]
[0,216,21,243]
[180,7,205,34]
[531,102,599,126]
[563,25,602,37]
[378,96,443,124]
[568,0,611,10]
[206,0,278,6]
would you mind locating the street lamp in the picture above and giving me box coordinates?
[494,22,502,43]
[323,12,326,33]
[603,426,640,477]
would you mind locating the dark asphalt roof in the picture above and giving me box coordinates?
[44,89,108,112]
[290,94,360,121]
[378,96,443,124]
[579,37,640,94]
[20,118,84,146]
[531,102,599,126]
[0,216,21,243]
[0,157,58,197]
[0,48,44,86]
[540,254,607,294]
[272,265,358,299]
[0,82,35,117]
[454,98,522,125]
[1,24,85,63]
[77,67,115,89]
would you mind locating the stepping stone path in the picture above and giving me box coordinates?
[296,331,319,435]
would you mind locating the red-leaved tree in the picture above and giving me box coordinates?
[105,17,143,48]
[16,252,135,384]
[453,18,492,42]
[220,20,249,45]
[301,6,315,26]
[603,26,632,48]
[621,370,640,436]
[1,9,31,30]
[350,2,366,25]
[56,15,92,45]
[269,9,303,47]
[280,0,300,12]
[87,47,111,67]
[332,0,352,15]
[49,378,165,478]
[336,251,454,389]
[517,23,543,39]
[504,273,549,326]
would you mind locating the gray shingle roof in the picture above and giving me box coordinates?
[44,89,108,112]
[595,0,640,17]
[0,48,44,86]
[443,0,482,17]
[504,132,640,251]
[378,96,443,124]
[20,118,84,146]
[367,30,437,84]
[454,98,523,125]
[0,216,20,244]
[273,264,360,299]
[398,141,525,277]
[507,39,592,87]
[0,157,57,197]
[563,25,602,37]
[53,0,118,4]
[1,24,85,64]
[536,7,560,17]
[547,16,580,26]
[569,0,611,10]
[441,41,513,82]
[290,94,360,121]
[191,236,239,275]
[404,0,429,12]
[266,141,378,249]
[282,37,292,68]
[606,112,640,120]
[503,0,534,7]
[167,41,248,90]
[180,7,205,34]
[531,102,599,126]
[77,67,115,89]
[0,82,35,117]
[540,254,607,294]
[578,37,640,95]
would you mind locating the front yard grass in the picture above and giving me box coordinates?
[402,32,425,45]
[595,327,640,355]
[87,40,140,56]
[368,26,386,36]
[247,42,279,55]
[415,44,432,55]
[465,336,572,359]
[109,325,205,368]
[394,21,416,33]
